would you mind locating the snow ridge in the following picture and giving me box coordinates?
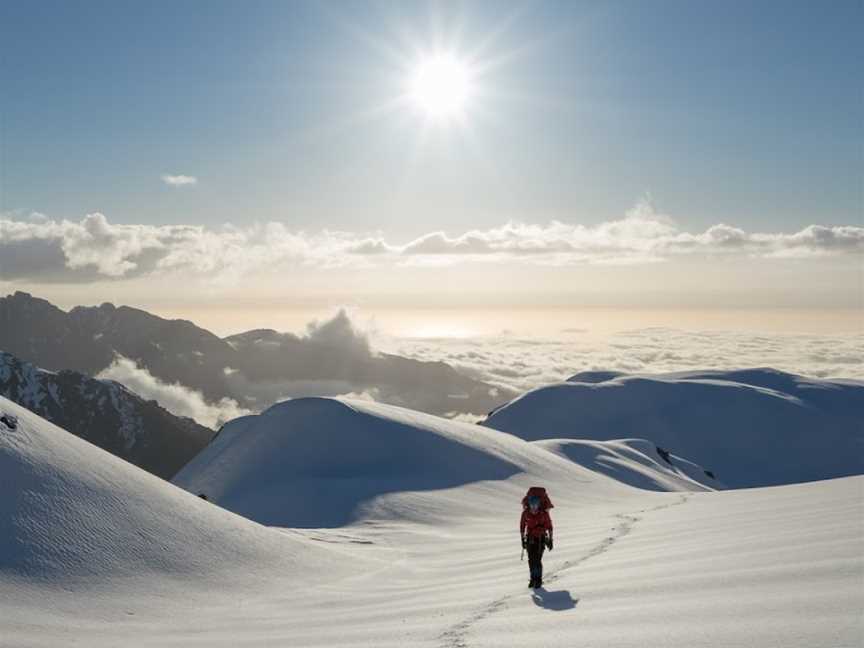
[483,368,864,488]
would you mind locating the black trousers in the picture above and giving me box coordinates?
[526,536,546,582]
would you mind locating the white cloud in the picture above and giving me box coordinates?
[97,356,250,429]
[340,389,381,402]
[445,411,486,424]
[0,203,861,282]
[161,174,198,187]
[304,308,373,357]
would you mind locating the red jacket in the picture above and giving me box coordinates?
[520,509,553,538]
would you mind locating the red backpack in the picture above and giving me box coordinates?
[522,486,553,511]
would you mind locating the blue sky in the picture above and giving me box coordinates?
[2,0,861,237]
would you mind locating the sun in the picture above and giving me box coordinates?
[408,54,473,119]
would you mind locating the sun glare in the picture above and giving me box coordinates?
[409,54,473,118]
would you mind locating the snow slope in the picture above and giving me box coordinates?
[0,395,347,642]
[534,438,724,491]
[457,476,864,648]
[483,368,864,488]
[173,397,718,528]
[3,394,862,647]
[0,351,212,478]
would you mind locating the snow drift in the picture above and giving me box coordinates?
[483,368,864,488]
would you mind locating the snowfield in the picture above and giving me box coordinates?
[483,368,864,488]
[172,397,719,528]
[2,393,862,647]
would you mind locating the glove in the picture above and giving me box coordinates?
[521,536,528,549]
[546,537,553,551]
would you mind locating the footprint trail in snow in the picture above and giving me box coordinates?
[438,494,692,648]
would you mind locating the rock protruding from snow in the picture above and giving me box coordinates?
[483,368,864,488]
[0,351,212,478]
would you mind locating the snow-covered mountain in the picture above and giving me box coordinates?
[0,291,513,418]
[172,397,719,527]
[4,394,861,647]
[0,351,212,478]
[482,368,864,488]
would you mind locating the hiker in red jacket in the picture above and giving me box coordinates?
[520,487,553,588]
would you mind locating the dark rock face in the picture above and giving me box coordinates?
[67,300,238,402]
[0,291,115,374]
[0,351,213,479]
[0,292,238,401]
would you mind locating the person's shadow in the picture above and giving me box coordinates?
[530,588,579,611]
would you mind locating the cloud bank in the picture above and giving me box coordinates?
[97,356,250,428]
[1,204,861,282]
[385,328,864,396]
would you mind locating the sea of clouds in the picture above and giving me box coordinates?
[380,327,864,395]
[93,310,863,425]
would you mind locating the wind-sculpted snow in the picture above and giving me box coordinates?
[483,368,864,488]
[0,396,319,582]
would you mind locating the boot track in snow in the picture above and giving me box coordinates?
[438,494,692,648]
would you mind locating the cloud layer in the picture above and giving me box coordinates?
[1,204,861,282]
[384,328,864,396]
[97,356,250,428]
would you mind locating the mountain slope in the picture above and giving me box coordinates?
[69,299,238,400]
[482,368,864,488]
[3,392,860,647]
[0,396,329,584]
[0,291,236,399]
[0,292,512,418]
[0,351,213,478]
[462,476,864,648]
[0,290,115,373]
[174,398,573,527]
